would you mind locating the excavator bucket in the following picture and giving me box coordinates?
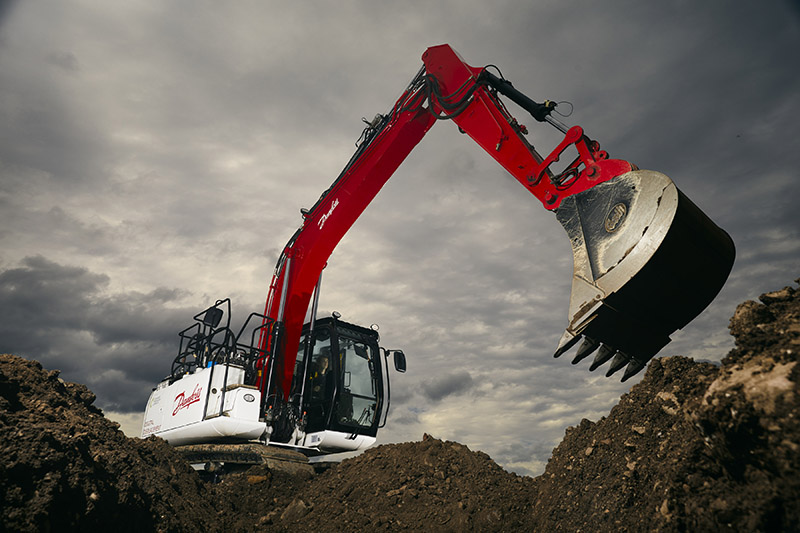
[552,169,735,381]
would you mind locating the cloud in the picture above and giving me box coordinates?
[45,51,79,72]
[492,440,559,476]
[419,370,474,402]
[0,256,194,411]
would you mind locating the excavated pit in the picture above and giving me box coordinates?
[2,278,799,532]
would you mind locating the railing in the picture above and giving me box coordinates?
[169,299,275,419]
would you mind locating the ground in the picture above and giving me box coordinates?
[1,279,798,532]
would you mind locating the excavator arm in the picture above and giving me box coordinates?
[257,44,734,404]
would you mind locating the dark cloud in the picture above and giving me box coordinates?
[0,0,18,28]
[0,256,193,411]
[0,255,108,335]
[390,410,421,426]
[419,371,474,402]
[46,51,79,72]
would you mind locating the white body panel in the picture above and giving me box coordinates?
[304,430,376,453]
[141,364,266,445]
[141,363,377,454]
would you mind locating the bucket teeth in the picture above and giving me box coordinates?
[554,334,581,358]
[605,352,630,377]
[572,338,600,365]
[621,359,646,382]
[589,345,616,371]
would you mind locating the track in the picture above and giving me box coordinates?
[175,443,314,477]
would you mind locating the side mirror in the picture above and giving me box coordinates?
[392,350,407,373]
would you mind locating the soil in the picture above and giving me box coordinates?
[2,279,798,532]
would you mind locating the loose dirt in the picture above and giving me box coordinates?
[2,279,798,532]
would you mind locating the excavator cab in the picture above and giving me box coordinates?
[281,316,402,452]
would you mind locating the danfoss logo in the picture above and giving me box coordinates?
[172,385,202,416]
[318,198,339,230]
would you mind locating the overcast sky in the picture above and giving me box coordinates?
[1,1,798,476]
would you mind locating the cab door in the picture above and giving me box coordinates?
[294,326,334,434]
[294,318,384,439]
[329,326,382,438]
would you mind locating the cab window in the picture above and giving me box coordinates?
[336,336,377,428]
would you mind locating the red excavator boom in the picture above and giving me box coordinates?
[256,44,734,410]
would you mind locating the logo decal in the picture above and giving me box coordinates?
[172,384,202,416]
[318,198,339,230]
[604,203,627,233]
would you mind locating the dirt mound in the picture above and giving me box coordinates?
[527,281,800,532]
[273,435,538,532]
[2,279,798,532]
[0,355,218,532]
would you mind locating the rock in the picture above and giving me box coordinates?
[729,300,774,338]
[281,498,311,521]
[760,286,795,304]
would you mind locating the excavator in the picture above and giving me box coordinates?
[141,44,735,473]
